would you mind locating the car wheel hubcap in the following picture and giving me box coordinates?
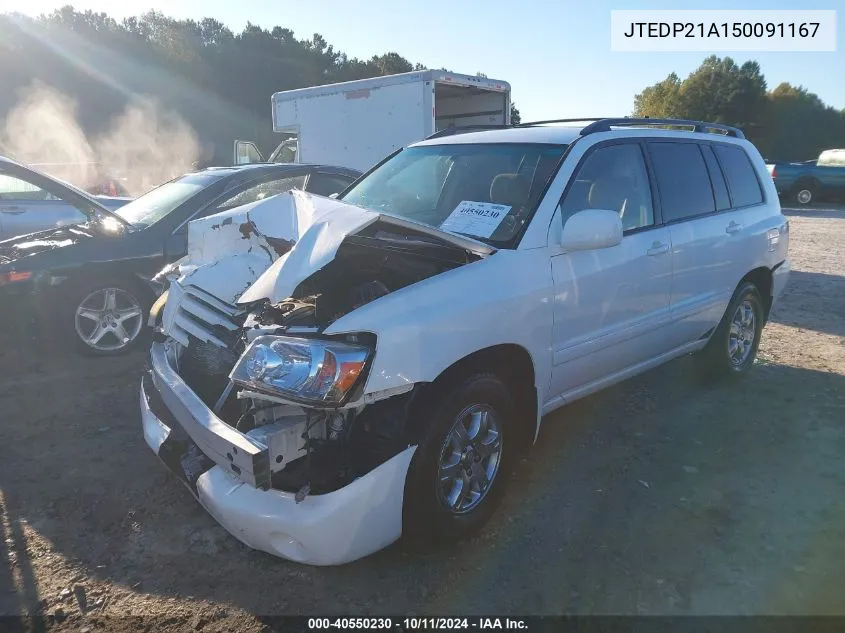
[437,404,502,514]
[797,189,812,204]
[75,287,143,351]
[728,299,756,366]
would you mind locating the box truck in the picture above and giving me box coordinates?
[234,70,512,172]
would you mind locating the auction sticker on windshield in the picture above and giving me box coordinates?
[439,201,511,239]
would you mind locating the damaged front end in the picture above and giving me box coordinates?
[142,190,491,564]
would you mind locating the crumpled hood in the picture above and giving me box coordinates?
[173,189,492,306]
[173,190,380,305]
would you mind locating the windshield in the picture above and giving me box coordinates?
[341,143,567,245]
[115,172,225,228]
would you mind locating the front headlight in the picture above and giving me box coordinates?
[229,335,371,405]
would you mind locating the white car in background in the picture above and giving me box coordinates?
[142,117,790,566]
[0,155,131,239]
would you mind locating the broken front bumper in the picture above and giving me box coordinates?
[140,341,415,566]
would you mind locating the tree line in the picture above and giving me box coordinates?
[0,6,520,169]
[1,8,842,170]
[635,56,845,161]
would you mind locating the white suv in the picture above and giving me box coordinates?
[142,118,790,566]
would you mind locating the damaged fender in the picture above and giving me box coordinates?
[326,247,556,439]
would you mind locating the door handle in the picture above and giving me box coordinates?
[726,221,742,234]
[0,206,25,214]
[646,241,670,256]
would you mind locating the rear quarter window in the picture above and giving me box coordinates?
[701,145,731,211]
[647,142,715,222]
[713,145,764,208]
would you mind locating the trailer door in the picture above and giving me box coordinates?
[434,82,510,132]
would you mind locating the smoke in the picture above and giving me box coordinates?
[1,82,97,190]
[1,82,201,197]
[95,99,203,196]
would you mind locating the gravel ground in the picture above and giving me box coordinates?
[1,205,843,631]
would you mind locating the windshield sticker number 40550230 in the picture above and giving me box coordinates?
[439,200,511,239]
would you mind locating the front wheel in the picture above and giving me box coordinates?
[404,373,515,545]
[696,282,764,381]
[66,281,150,356]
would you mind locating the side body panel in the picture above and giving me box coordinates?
[734,141,791,286]
[663,211,743,346]
[548,223,674,398]
[323,249,556,410]
[667,140,789,343]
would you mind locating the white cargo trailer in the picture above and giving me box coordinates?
[234,70,511,172]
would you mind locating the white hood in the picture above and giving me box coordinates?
[173,189,493,306]
[171,190,374,305]
[236,196,383,304]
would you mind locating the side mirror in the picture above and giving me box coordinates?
[560,208,623,252]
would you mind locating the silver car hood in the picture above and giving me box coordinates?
[173,189,493,306]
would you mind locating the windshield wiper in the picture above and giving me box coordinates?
[371,230,448,247]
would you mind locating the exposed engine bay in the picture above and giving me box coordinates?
[157,216,484,499]
[252,222,477,329]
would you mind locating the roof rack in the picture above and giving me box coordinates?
[423,117,745,142]
[425,124,510,140]
[517,117,612,127]
[579,118,745,139]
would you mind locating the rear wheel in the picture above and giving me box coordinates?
[696,282,764,381]
[404,373,515,544]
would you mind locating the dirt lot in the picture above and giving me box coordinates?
[1,205,844,631]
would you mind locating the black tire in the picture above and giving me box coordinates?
[793,180,818,206]
[696,281,764,381]
[60,277,152,357]
[403,373,516,545]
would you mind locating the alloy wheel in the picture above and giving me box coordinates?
[74,287,143,352]
[436,404,503,514]
[728,298,756,366]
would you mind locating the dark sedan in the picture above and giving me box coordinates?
[0,163,360,355]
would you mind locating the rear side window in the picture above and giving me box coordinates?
[713,145,764,207]
[701,146,731,211]
[648,142,715,222]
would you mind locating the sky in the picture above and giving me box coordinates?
[2,0,843,121]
